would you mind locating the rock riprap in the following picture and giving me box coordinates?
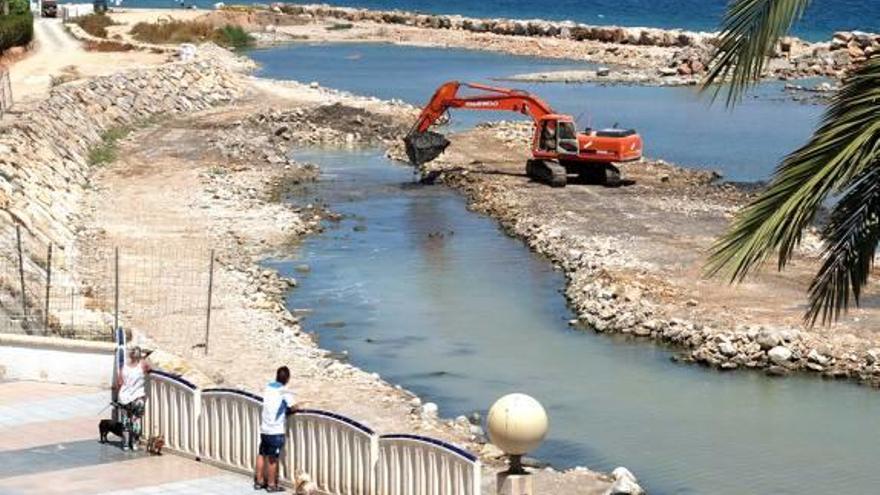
[0,50,245,322]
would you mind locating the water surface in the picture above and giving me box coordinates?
[250,43,822,182]
[269,149,880,495]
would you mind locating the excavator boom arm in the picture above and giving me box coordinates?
[410,81,556,133]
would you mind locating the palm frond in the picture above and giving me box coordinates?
[702,0,812,105]
[806,165,880,325]
[705,56,880,318]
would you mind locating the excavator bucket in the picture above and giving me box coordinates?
[404,131,451,166]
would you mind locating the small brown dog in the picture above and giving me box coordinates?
[146,435,165,455]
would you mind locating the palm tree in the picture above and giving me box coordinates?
[702,0,880,326]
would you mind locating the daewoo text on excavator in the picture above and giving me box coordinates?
[404,81,643,187]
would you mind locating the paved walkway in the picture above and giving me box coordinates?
[0,381,256,495]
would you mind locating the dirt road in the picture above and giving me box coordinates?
[9,18,166,103]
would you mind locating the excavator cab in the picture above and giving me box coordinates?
[536,117,578,155]
[556,119,579,154]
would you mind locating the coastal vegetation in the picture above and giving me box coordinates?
[130,19,253,48]
[213,24,253,48]
[88,126,131,166]
[74,13,116,39]
[705,0,880,325]
[0,0,32,53]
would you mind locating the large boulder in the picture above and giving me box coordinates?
[606,467,645,495]
[718,341,738,358]
[768,346,793,365]
[756,329,782,350]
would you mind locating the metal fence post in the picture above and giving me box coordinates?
[114,247,119,331]
[44,244,52,333]
[204,249,215,355]
[0,67,10,120]
[70,287,75,333]
[16,224,28,331]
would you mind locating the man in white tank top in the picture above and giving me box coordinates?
[116,346,150,450]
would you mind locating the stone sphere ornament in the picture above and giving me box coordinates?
[487,393,549,456]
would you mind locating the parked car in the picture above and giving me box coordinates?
[41,0,58,17]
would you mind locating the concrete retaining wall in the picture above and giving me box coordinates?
[0,334,115,386]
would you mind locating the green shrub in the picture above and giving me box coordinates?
[0,12,33,52]
[88,126,132,166]
[212,24,253,48]
[75,13,116,38]
[8,0,29,15]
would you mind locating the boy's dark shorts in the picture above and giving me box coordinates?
[259,434,285,458]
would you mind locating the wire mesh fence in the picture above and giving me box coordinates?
[0,66,11,119]
[0,224,217,349]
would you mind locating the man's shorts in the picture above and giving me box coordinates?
[259,434,285,458]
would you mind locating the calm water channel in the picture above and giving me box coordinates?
[255,43,880,494]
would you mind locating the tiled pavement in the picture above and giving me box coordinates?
[0,381,259,495]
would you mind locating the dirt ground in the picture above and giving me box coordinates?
[429,123,880,354]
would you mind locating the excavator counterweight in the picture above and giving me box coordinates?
[404,81,643,187]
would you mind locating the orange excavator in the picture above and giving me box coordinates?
[404,81,643,187]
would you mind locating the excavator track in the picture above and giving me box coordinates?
[602,164,622,187]
[572,163,622,187]
[526,159,567,187]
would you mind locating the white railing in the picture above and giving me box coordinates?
[144,370,200,455]
[377,434,482,495]
[288,410,378,495]
[200,388,263,474]
[144,371,481,495]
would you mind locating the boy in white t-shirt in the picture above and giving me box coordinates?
[255,366,296,492]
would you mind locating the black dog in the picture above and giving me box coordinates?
[99,419,125,443]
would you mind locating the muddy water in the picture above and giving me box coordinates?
[255,44,880,494]
[267,150,880,495]
[250,42,823,182]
